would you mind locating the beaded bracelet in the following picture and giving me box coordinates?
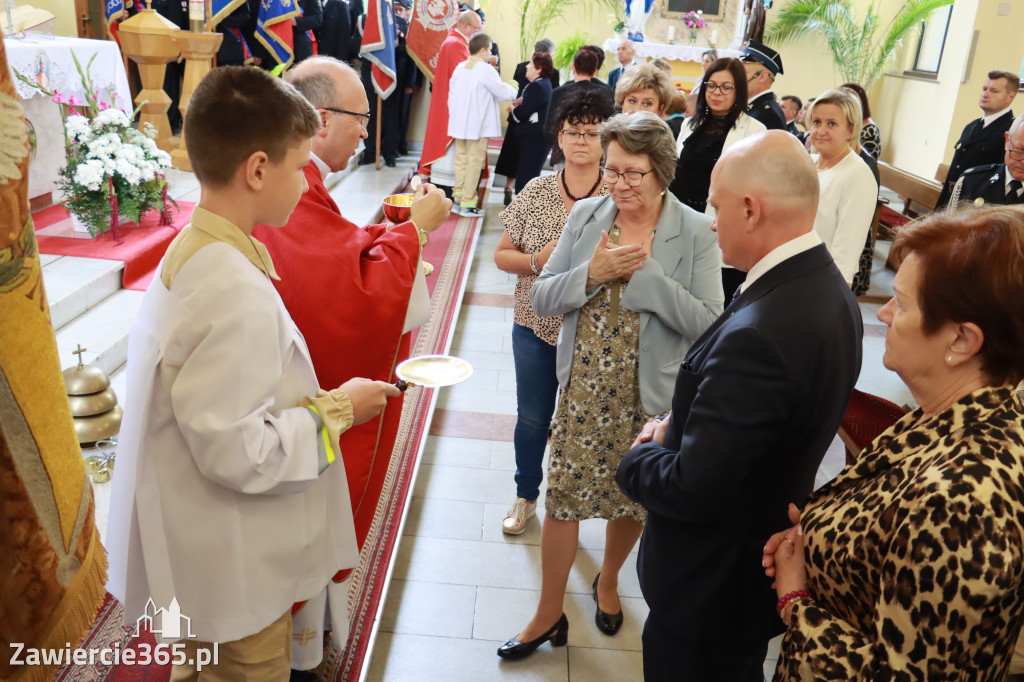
[776,590,812,619]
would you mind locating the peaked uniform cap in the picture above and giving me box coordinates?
[740,39,784,75]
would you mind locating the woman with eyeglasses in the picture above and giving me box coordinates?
[669,57,765,302]
[669,58,765,215]
[497,112,723,660]
[494,87,614,538]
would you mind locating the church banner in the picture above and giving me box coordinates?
[406,0,458,81]
[255,0,300,69]
[360,0,397,99]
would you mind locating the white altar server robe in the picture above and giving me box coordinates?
[448,57,518,140]
[106,240,359,645]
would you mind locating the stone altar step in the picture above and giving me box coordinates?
[54,288,146,377]
[41,254,125,331]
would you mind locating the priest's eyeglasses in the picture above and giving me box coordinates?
[704,82,736,94]
[322,107,372,131]
[560,129,601,142]
[600,166,654,187]
[1007,144,1024,161]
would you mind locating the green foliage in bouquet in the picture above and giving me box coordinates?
[15,51,174,238]
[60,109,173,237]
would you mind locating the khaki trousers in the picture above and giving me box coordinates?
[169,610,292,682]
[453,137,489,206]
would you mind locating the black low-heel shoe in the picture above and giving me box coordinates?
[497,614,569,659]
[592,573,624,635]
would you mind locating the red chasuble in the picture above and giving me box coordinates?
[417,27,469,176]
[253,162,420,582]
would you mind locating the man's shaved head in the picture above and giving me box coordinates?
[721,131,819,214]
[708,130,820,270]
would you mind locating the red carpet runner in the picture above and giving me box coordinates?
[55,208,481,682]
[34,203,195,291]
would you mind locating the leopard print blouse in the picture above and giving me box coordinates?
[775,385,1024,681]
[499,173,607,346]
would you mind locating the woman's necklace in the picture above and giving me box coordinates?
[560,169,602,202]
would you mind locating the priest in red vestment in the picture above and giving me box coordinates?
[251,56,452,674]
[417,10,480,183]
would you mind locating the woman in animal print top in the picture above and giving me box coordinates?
[763,205,1024,680]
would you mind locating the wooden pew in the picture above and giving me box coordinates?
[878,161,943,217]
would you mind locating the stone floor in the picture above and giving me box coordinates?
[72,157,905,681]
[362,181,905,681]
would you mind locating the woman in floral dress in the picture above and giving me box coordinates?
[497,112,723,659]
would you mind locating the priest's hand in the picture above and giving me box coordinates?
[409,183,452,233]
[341,378,402,426]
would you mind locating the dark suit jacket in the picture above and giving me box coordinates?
[950,162,1024,207]
[512,78,553,138]
[292,0,323,64]
[214,1,252,66]
[617,243,863,647]
[512,61,559,92]
[317,0,353,62]
[608,64,627,93]
[747,91,787,130]
[937,110,1015,206]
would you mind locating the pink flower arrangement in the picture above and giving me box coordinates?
[684,10,705,29]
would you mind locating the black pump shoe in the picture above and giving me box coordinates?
[592,573,623,635]
[497,614,569,659]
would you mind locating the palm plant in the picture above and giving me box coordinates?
[765,0,954,87]
[514,0,620,63]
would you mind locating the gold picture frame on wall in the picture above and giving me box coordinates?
[662,0,724,20]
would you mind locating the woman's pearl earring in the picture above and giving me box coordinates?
[946,354,953,365]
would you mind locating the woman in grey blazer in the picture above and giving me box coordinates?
[497,112,723,659]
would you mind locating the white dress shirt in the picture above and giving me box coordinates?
[741,230,823,293]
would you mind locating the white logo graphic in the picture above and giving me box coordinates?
[135,597,196,639]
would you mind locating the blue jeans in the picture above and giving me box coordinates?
[511,322,560,501]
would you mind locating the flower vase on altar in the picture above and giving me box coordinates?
[684,10,705,48]
[13,51,175,240]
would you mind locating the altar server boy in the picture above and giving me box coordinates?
[448,32,518,216]
[105,66,399,679]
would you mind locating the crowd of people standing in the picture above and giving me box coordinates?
[100,6,1024,679]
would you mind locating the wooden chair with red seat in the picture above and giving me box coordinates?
[838,389,909,466]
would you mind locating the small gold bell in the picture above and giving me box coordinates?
[64,345,122,445]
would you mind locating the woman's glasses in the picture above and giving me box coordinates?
[703,82,736,94]
[560,130,601,142]
[600,166,653,187]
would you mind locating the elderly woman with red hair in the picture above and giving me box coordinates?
[764,206,1024,680]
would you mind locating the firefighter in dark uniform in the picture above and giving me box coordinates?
[738,39,787,131]
[948,116,1024,209]
[937,71,1018,207]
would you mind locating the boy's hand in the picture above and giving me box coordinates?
[340,378,401,425]
[409,183,452,233]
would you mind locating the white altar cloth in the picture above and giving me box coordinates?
[4,36,133,199]
[602,39,741,64]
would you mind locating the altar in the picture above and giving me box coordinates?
[603,38,741,92]
[5,36,133,200]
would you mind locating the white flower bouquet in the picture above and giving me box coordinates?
[59,107,173,238]
[15,51,175,239]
